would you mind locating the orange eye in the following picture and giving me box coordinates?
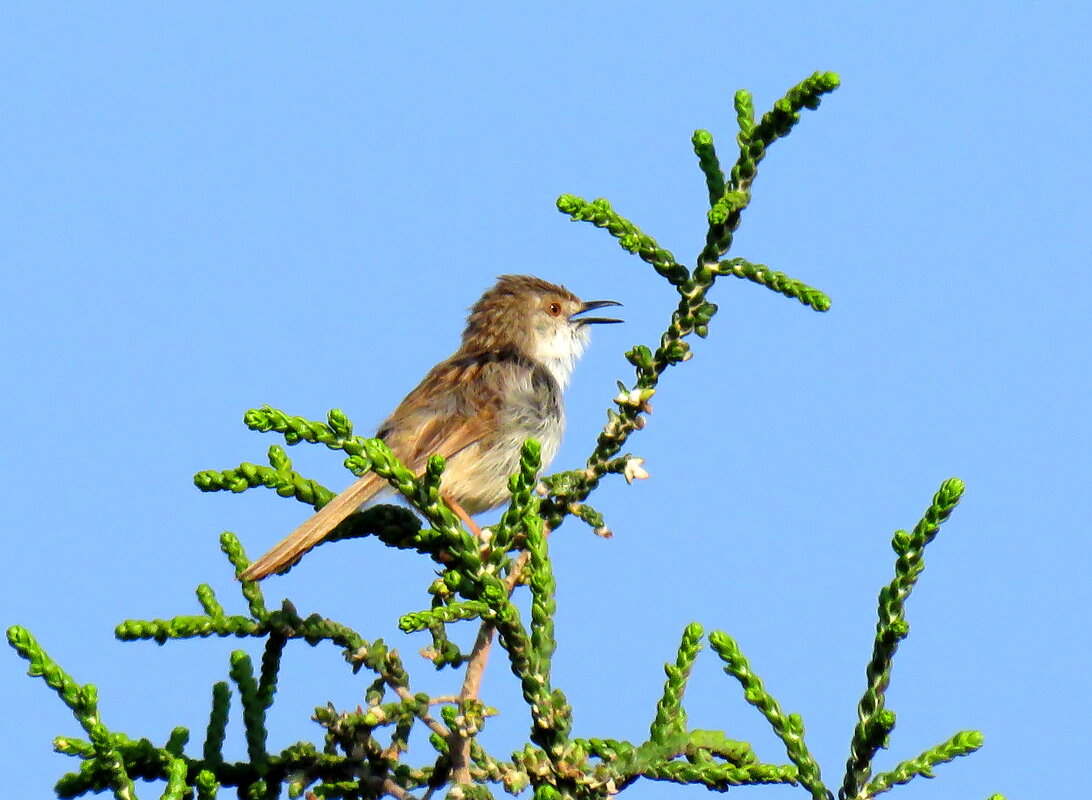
[548,301,563,316]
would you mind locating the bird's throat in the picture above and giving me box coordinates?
[532,326,589,391]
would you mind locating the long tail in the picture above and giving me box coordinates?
[239,472,385,581]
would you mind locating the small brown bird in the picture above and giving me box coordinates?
[240,275,621,580]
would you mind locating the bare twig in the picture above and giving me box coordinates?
[381,778,421,800]
[447,550,534,782]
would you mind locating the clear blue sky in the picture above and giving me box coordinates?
[3,4,1089,799]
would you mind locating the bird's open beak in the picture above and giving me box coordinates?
[571,299,623,326]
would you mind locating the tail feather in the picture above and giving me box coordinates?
[239,472,385,581]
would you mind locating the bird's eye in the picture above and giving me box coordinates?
[548,301,563,317]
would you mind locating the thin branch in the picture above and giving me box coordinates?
[381,777,422,800]
[447,550,533,783]
[389,683,450,740]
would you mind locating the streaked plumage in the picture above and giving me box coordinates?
[240,275,619,580]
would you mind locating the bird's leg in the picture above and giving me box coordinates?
[442,494,483,540]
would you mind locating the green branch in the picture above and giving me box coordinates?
[229,651,267,764]
[543,73,837,531]
[702,71,840,264]
[399,602,492,633]
[709,631,830,800]
[194,445,333,509]
[865,731,984,796]
[641,761,797,790]
[556,195,687,285]
[203,682,230,764]
[7,626,137,800]
[649,623,704,744]
[715,257,831,311]
[841,478,966,799]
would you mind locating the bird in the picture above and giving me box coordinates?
[239,274,621,580]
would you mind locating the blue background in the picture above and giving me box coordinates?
[4,4,1088,799]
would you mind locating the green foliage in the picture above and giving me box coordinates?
[650,623,704,744]
[708,631,827,799]
[865,731,984,796]
[8,71,1002,800]
[7,627,137,799]
[841,480,968,799]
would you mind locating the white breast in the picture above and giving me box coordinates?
[532,324,590,391]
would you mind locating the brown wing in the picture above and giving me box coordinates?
[240,352,510,581]
[378,351,508,468]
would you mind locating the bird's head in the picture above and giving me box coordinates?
[461,274,622,388]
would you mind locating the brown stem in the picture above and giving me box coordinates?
[389,683,450,739]
[380,778,421,800]
[446,550,534,784]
